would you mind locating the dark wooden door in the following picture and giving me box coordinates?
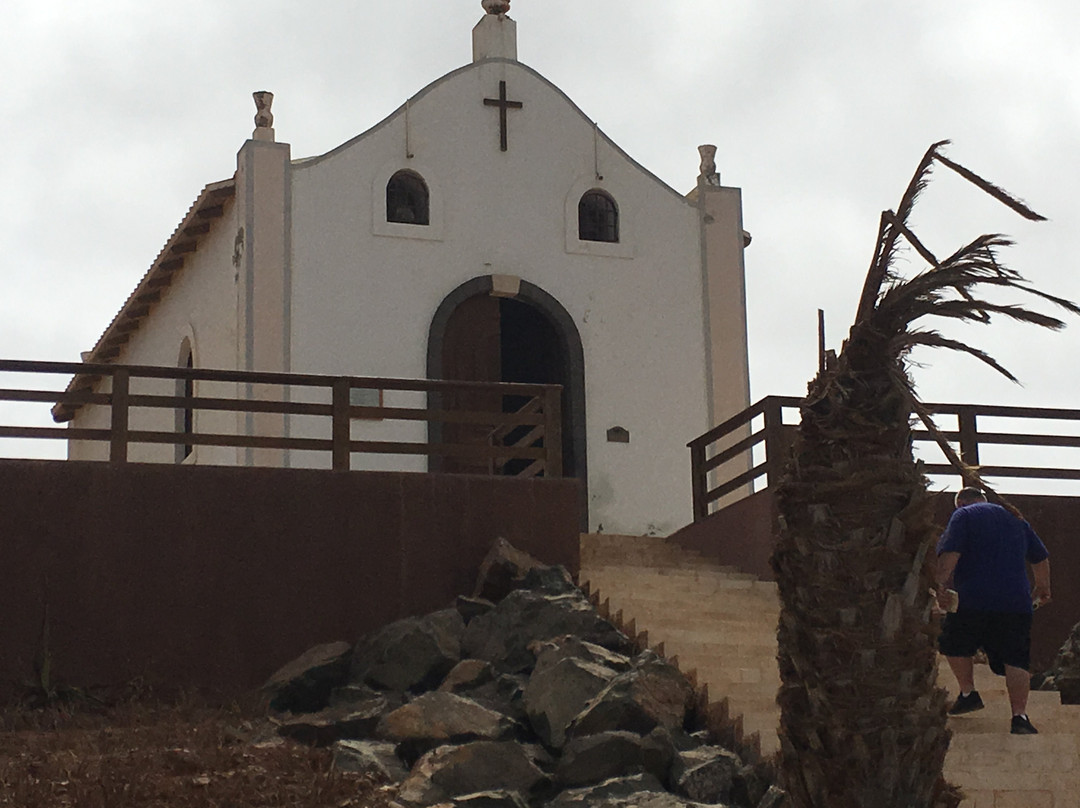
[440,295,502,473]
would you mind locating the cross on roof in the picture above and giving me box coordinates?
[483,80,523,152]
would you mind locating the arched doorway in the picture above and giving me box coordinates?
[427,277,587,524]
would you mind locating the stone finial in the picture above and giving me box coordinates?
[482,0,511,14]
[254,91,274,128]
[253,91,275,141]
[698,144,721,186]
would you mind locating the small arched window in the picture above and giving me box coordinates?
[578,190,619,243]
[386,170,430,225]
[176,341,194,463]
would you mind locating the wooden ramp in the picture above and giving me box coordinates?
[580,533,1080,807]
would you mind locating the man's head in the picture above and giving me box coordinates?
[954,486,987,508]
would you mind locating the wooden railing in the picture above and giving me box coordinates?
[0,359,562,476]
[689,396,1080,521]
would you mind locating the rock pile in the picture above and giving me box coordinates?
[1037,620,1080,703]
[263,539,785,808]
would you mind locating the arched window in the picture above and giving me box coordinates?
[578,190,619,243]
[175,341,194,463]
[386,170,430,225]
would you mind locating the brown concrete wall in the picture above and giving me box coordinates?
[671,489,1080,672]
[0,460,580,700]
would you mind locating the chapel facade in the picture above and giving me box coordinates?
[59,6,752,537]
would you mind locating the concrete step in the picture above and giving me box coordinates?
[582,542,1079,807]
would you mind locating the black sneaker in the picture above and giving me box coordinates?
[948,691,985,715]
[1011,714,1038,735]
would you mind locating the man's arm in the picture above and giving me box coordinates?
[1031,558,1052,606]
[936,551,961,610]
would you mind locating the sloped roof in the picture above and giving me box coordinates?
[52,178,235,422]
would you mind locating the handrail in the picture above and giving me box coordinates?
[0,359,562,476]
[689,396,1080,521]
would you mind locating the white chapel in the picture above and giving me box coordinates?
[59,3,752,537]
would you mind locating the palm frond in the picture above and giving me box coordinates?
[893,330,1019,382]
[907,300,1068,330]
[855,142,948,324]
[934,152,1047,222]
[884,210,940,267]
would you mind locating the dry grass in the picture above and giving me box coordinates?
[0,689,395,807]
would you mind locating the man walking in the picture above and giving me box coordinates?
[936,486,1052,734]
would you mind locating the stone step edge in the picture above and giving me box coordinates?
[581,578,780,768]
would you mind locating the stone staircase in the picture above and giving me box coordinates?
[580,533,1080,807]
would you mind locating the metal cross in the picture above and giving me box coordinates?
[483,80,523,152]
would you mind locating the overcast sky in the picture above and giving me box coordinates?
[2,0,1079,466]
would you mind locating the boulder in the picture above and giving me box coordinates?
[397,741,548,806]
[376,691,518,759]
[458,673,529,724]
[1040,621,1080,703]
[332,739,409,782]
[547,773,667,808]
[439,660,496,694]
[669,746,743,804]
[263,640,352,714]
[456,596,496,625]
[530,636,633,677]
[351,609,465,692]
[520,565,580,597]
[568,652,694,738]
[455,790,530,808]
[523,657,617,748]
[473,538,549,602]
[463,590,630,673]
[328,682,403,707]
[275,696,396,746]
[555,729,674,789]
[755,786,787,808]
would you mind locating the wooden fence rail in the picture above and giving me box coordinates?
[0,359,562,476]
[689,396,1080,521]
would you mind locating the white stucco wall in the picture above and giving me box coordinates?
[286,60,713,534]
[67,201,240,465]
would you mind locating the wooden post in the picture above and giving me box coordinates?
[818,308,826,376]
[544,386,563,478]
[763,397,787,488]
[690,440,708,521]
[109,368,130,465]
[957,406,980,486]
[332,378,350,472]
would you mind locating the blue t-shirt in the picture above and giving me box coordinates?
[937,502,1049,614]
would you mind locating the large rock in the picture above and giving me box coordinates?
[1040,621,1080,703]
[332,739,409,782]
[455,791,530,808]
[376,691,518,759]
[531,636,633,677]
[397,741,549,806]
[555,729,674,788]
[568,652,694,738]
[263,641,352,713]
[524,657,617,748]
[439,660,497,694]
[463,590,630,673]
[275,696,397,746]
[351,609,465,692]
[547,774,667,808]
[473,538,549,602]
[670,746,744,804]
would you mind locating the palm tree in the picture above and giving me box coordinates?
[771,141,1080,808]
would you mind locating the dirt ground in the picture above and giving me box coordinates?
[0,689,396,808]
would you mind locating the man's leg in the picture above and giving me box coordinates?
[1004,664,1030,716]
[946,656,975,693]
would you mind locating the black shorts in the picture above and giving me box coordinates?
[939,611,1033,673]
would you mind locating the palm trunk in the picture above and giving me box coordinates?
[772,324,958,807]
